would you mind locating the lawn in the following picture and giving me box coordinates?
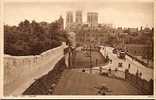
[72,51,106,68]
[53,70,142,95]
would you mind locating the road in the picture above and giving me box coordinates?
[98,46,153,81]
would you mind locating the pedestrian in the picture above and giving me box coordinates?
[96,59,98,67]
[108,68,111,74]
[139,72,142,78]
[115,68,118,71]
[128,64,131,69]
[99,67,102,74]
[136,69,139,77]
[110,59,112,64]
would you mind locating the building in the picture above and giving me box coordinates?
[39,22,49,28]
[128,28,138,34]
[87,12,98,27]
[76,28,110,47]
[125,44,153,60]
[67,32,76,48]
[75,10,82,25]
[57,16,64,31]
[65,11,114,47]
[39,21,49,34]
[143,27,152,35]
[66,11,73,29]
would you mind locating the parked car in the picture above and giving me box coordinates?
[112,48,117,54]
[118,62,123,67]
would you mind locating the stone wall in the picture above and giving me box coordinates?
[4,43,67,96]
[125,71,153,95]
[23,57,66,95]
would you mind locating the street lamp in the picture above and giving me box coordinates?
[90,44,92,73]
[68,41,72,68]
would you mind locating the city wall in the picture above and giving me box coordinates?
[125,71,153,94]
[4,42,67,96]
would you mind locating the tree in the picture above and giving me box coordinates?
[4,19,67,56]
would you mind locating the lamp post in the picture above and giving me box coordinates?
[68,41,72,68]
[90,44,92,73]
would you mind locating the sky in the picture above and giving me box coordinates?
[4,0,154,28]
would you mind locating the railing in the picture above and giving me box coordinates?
[78,67,153,95]
[125,70,153,95]
[76,67,126,80]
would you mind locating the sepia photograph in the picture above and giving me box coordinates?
[3,0,154,97]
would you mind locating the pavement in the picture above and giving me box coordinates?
[53,69,142,95]
[98,47,153,81]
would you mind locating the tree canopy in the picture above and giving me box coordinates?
[4,19,68,56]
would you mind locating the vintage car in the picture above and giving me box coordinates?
[117,50,126,59]
[118,62,123,67]
[112,48,117,54]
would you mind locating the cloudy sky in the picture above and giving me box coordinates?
[4,0,154,28]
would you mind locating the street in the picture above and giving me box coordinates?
[98,46,153,81]
[73,46,153,81]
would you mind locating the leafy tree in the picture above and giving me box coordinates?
[4,19,68,56]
